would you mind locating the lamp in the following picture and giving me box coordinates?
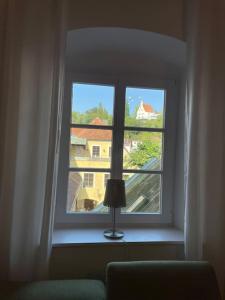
[103,179,126,239]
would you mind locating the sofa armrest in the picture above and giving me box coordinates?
[106,261,221,300]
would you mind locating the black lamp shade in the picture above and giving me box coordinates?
[103,179,126,208]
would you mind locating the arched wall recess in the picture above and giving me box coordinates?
[64,27,186,230]
[66,0,185,41]
[66,27,186,80]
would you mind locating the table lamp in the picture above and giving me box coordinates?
[103,179,126,239]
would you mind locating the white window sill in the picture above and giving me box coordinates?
[52,227,184,247]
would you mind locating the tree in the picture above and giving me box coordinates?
[72,102,112,124]
[133,104,139,118]
[124,102,139,127]
[127,139,161,168]
[125,101,130,117]
[144,113,163,128]
[72,111,84,123]
[84,102,111,124]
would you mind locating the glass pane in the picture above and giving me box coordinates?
[70,128,112,168]
[123,131,163,170]
[125,87,165,128]
[71,83,114,125]
[67,172,110,213]
[122,173,161,213]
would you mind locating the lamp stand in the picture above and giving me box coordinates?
[104,207,124,239]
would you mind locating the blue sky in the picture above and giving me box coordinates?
[72,83,165,114]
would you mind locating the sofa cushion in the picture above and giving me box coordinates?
[106,261,221,300]
[9,279,106,300]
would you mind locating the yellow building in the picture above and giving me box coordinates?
[68,118,112,212]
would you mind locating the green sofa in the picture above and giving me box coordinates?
[106,261,221,300]
[1,280,105,300]
[0,261,221,300]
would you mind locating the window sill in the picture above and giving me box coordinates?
[52,227,184,247]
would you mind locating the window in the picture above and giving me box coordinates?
[83,173,94,188]
[92,146,100,158]
[56,77,177,225]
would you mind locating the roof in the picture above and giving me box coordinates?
[71,118,112,141]
[90,117,106,125]
[71,136,86,145]
[142,103,154,113]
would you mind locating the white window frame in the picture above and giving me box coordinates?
[55,73,178,226]
[92,145,100,158]
[83,172,94,188]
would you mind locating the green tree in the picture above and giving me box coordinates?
[72,111,84,123]
[125,101,130,117]
[144,113,163,128]
[84,102,112,124]
[128,139,161,168]
[124,102,139,127]
[133,104,139,118]
[72,102,113,124]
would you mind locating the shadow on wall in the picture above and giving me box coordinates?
[66,0,185,41]
[66,27,186,80]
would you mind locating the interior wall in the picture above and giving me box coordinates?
[51,1,186,279]
[65,28,186,80]
[50,243,184,280]
[63,27,186,228]
[67,0,185,41]
[173,76,186,230]
[0,0,6,187]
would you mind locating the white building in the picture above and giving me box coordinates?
[136,100,159,120]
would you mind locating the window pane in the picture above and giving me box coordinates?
[71,83,114,125]
[123,131,163,171]
[67,172,110,213]
[125,87,165,128]
[92,146,100,158]
[70,128,112,168]
[122,173,161,213]
[83,173,94,187]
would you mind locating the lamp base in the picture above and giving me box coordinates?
[104,229,124,240]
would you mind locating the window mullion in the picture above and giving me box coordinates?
[111,81,126,179]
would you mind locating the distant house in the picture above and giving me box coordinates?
[123,139,138,154]
[69,117,112,211]
[136,100,159,120]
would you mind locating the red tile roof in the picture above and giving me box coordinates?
[71,118,112,141]
[143,103,154,113]
[90,117,105,125]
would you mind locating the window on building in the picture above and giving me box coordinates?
[83,173,94,188]
[92,146,100,158]
[56,78,177,225]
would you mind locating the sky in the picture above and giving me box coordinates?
[72,83,165,115]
